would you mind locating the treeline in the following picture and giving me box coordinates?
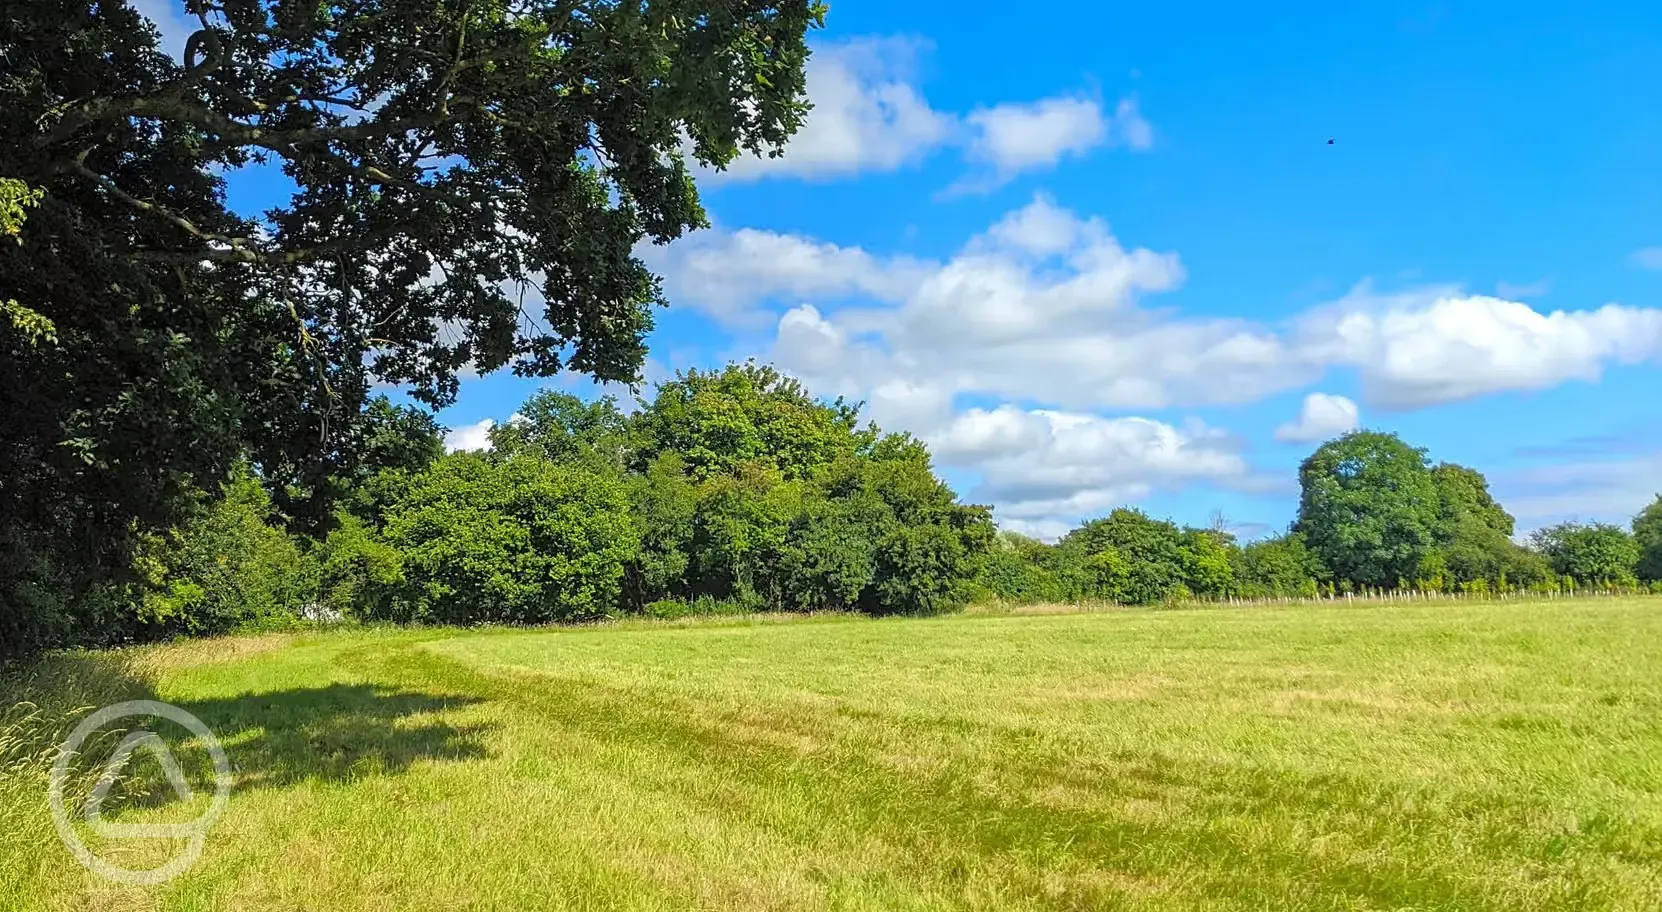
[7,362,1662,657]
[3,363,993,654]
[980,431,1662,605]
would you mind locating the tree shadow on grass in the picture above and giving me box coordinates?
[8,654,496,810]
[172,684,492,791]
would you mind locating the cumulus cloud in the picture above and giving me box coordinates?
[929,408,1251,527]
[950,97,1152,194]
[702,38,953,183]
[637,227,931,324]
[1308,293,1662,408]
[1274,393,1360,444]
[701,38,1146,189]
[759,195,1310,412]
[443,418,495,452]
[686,210,1662,416]
[646,196,1662,533]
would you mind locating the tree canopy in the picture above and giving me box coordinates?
[1,0,825,618]
[1294,431,1445,588]
[1632,495,1662,582]
[1529,522,1641,587]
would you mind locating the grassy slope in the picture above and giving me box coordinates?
[4,599,1662,910]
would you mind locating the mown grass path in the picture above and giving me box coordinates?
[5,599,1662,910]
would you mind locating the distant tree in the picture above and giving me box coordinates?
[316,396,447,525]
[1529,522,1641,587]
[1179,528,1236,598]
[621,454,699,610]
[686,462,800,609]
[1061,509,1187,604]
[316,513,404,620]
[976,532,1070,604]
[851,453,994,615]
[1295,431,1443,588]
[1632,495,1662,582]
[358,398,446,478]
[1234,532,1320,598]
[1432,462,1514,537]
[490,391,633,470]
[634,362,873,481]
[1422,460,1539,590]
[130,465,316,636]
[1439,513,1553,589]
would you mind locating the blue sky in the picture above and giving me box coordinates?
[150,0,1662,540]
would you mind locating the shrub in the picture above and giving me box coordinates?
[1529,522,1641,587]
[130,467,317,636]
[1060,509,1187,605]
[317,513,406,620]
[376,453,640,624]
[975,533,1071,603]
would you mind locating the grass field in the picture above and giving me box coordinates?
[4,598,1662,910]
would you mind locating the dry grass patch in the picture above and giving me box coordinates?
[4,599,1662,910]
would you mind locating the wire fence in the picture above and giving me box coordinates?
[1183,586,1659,610]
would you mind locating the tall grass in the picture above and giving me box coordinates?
[0,650,161,897]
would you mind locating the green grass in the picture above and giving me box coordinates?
[4,598,1662,910]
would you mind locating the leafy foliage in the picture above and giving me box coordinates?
[130,465,317,635]
[634,362,871,480]
[1296,432,1444,588]
[1529,522,1641,587]
[1060,509,1190,604]
[491,391,634,469]
[1432,463,1514,537]
[1632,495,1662,582]
[2,0,825,637]
[374,453,640,624]
[1233,533,1321,598]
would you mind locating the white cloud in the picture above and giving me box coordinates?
[1274,393,1360,444]
[636,227,931,324]
[1308,293,1662,408]
[1631,248,1662,270]
[965,97,1107,172]
[647,197,1662,533]
[701,38,1147,189]
[692,205,1662,421]
[929,408,1251,529]
[701,38,953,183]
[761,196,1308,413]
[948,97,1151,195]
[443,418,495,452]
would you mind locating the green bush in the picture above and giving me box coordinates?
[972,533,1072,604]
[1529,522,1641,587]
[375,453,640,624]
[129,466,317,636]
[317,513,405,620]
[1060,509,1188,605]
[1233,533,1321,599]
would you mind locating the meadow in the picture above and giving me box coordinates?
[4,597,1662,911]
